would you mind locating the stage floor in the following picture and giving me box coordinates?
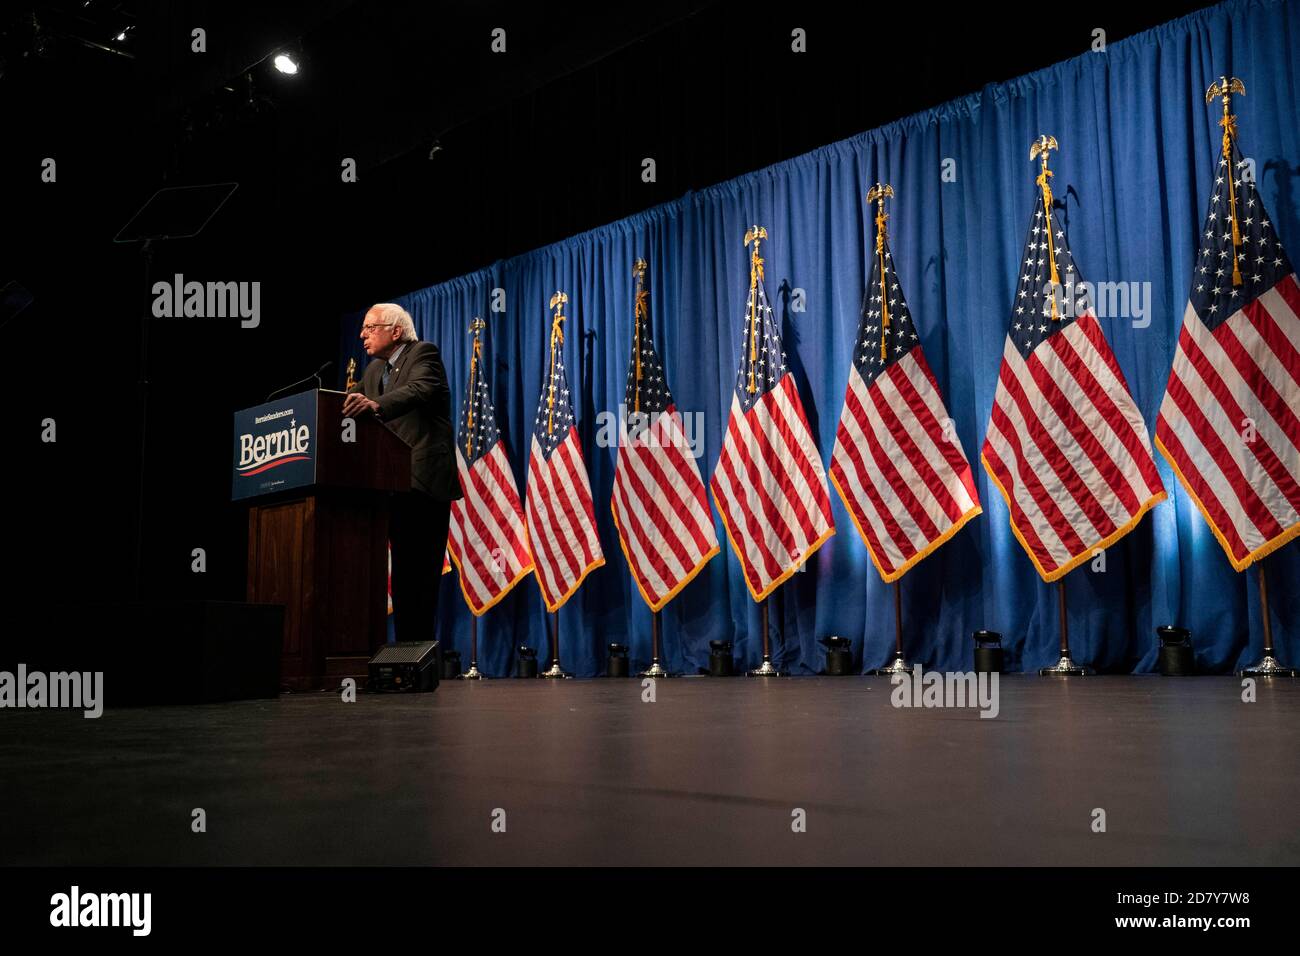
[1,675,1297,866]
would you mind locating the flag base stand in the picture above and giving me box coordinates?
[1039,580,1090,675]
[638,613,678,677]
[1238,563,1295,677]
[872,653,913,676]
[541,610,570,678]
[746,600,783,675]
[458,615,487,679]
[1238,655,1297,678]
[746,658,784,677]
[1038,654,1090,676]
[872,584,912,675]
[639,661,678,679]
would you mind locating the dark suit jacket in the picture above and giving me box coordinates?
[350,340,463,501]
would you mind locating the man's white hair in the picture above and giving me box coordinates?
[367,302,417,343]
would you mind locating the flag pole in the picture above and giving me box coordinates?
[639,610,677,678]
[1207,77,1292,678]
[747,596,783,676]
[865,186,911,678]
[1240,559,1297,677]
[460,613,486,680]
[742,225,781,677]
[540,294,571,680]
[542,608,569,678]
[1039,576,1089,675]
[629,258,677,680]
[457,316,489,680]
[1026,137,1088,676]
[873,580,913,675]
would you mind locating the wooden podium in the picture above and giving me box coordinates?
[233,388,410,690]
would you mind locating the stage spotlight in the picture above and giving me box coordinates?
[818,635,853,675]
[440,649,462,680]
[606,643,629,678]
[1156,626,1195,676]
[707,640,735,677]
[514,645,538,679]
[273,52,299,75]
[973,630,1003,674]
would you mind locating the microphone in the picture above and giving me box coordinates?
[266,361,334,402]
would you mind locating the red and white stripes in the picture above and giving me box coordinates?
[526,426,605,611]
[982,311,1165,581]
[710,374,835,601]
[1156,275,1300,569]
[830,349,981,581]
[611,406,719,610]
[447,441,533,614]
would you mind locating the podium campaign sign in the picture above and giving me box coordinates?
[231,389,318,500]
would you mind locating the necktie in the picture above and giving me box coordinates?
[381,361,393,394]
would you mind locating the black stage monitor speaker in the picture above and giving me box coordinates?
[368,641,440,692]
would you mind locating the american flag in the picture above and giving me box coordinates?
[710,227,835,601]
[525,295,605,611]
[829,198,982,581]
[981,146,1166,581]
[447,329,533,615]
[1155,119,1300,570]
[611,263,719,610]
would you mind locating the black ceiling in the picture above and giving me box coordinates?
[6,0,1217,308]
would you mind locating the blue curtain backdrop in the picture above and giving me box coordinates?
[341,0,1300,676]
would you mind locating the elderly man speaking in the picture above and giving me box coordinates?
[342,303,462,644]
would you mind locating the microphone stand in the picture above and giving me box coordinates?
[266,363,332,403]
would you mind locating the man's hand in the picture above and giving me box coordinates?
[341,393,380,418]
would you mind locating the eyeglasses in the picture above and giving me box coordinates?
[361,322,394,333]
